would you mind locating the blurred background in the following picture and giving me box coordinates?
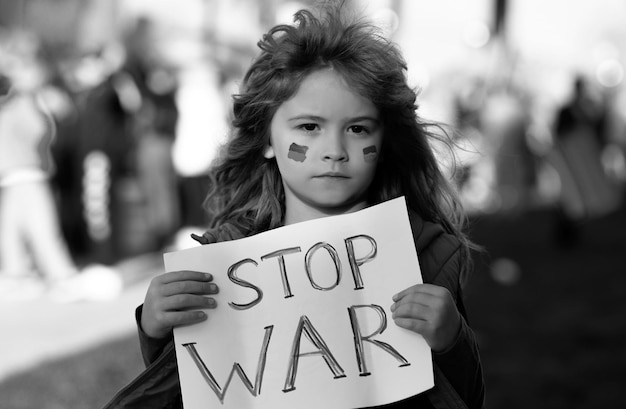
[0,0,624,408]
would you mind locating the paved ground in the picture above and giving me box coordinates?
[0,253,163,382]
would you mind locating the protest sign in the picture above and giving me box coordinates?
[166,197,434,409]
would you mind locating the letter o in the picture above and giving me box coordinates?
[304,242,341,291]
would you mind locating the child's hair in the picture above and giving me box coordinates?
[200,4,475,282]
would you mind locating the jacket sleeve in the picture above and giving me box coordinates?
[430,248,485,409]
[135,305,174,367]
[100,305,183,409]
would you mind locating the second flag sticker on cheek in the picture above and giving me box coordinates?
[288,143,309,162]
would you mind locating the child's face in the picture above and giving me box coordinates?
[267,68,383,224]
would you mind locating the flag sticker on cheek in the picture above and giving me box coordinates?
[363,145,378,163]
[288,143,309,162]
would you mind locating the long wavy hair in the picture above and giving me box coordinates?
[201,5,475,281]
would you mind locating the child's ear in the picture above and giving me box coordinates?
[263,145,275,159]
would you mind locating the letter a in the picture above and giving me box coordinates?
[283,315,346,393]
[182,325,274,403]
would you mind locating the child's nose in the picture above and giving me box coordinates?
[322,132,348,162]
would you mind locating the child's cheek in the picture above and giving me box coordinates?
[287,143,309,162]
[363,145,378,163]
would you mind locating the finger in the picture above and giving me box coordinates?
[162,310,209,328]
[391,291,438,311]
[161,280,219,297]
[392,283,443,301]
[390,295,429,313]
[160,270,213,284]
[391,301,430,320]
[393,317,428,333]
[162,294,217,311]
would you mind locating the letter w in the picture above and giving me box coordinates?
[182,325,274,404]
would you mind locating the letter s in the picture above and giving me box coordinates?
[228,258,263,310]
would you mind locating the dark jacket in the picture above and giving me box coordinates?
[103,212,485,409]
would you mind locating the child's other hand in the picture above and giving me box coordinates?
[141,271,219,339]
[391,284,461,352]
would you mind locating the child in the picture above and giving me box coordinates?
[106,5,484,409]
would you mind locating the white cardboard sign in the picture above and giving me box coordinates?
[167,197,434,409]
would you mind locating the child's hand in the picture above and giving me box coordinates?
[391,284,461,352]
[141,271,219,339]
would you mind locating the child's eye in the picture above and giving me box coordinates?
[348,125,368,134]
[298,123,319,132]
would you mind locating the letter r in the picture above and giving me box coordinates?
[348,305,410,376]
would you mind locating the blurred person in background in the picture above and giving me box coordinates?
[47,46,131,265]
[0,30,122,302]
[0,30,79,300]
[50,40,149,263]
[451,74,536,215]
[551,74,622,246]
[121,16,181,251]
[479,80,535,214]
[451,76,495,213]
[168,22,244,250]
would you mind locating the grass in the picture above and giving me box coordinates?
[1,204,625,409]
